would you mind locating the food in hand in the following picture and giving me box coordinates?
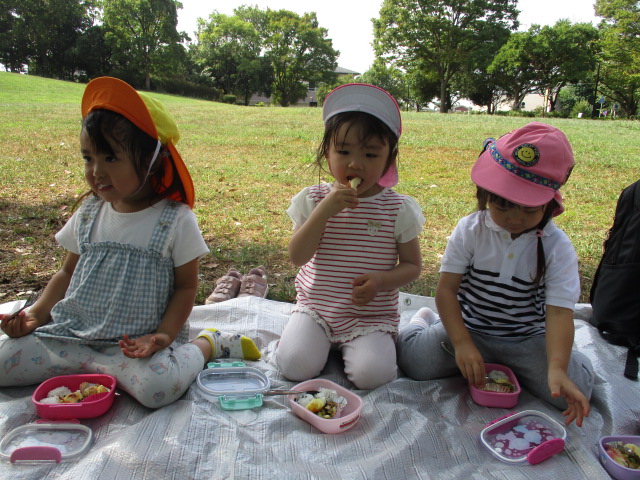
[295,388,347,419]
[478,369,516,393]
[39,382,111,404]
[349,177,362,189]
[604,441,640,469]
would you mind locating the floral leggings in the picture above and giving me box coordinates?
[0,334,205,408]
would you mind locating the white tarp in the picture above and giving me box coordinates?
[0,294,637,479]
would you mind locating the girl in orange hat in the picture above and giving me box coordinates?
[0,77,260,408]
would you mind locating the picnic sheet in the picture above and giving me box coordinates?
[0,293,638,479]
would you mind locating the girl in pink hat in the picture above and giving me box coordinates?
[275,84,425,389]
[397,122,594,426]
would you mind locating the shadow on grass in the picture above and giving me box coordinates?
[1,195,444,305]
[0,196,70,300]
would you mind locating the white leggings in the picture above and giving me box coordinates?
[0,334,205,408]
[275,309,397,390]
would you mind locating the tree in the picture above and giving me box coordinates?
[358,59,407,105]
[191,13,267,105]
[488,31,539,110]
[374,0,518,113]
[102,0,185,90]
[595,0,640,117]
[490,22,598,113]
[456,15,513,113]
[0,0,31,71]
[528,21,599,112]
[459,71,503,113]
[73,25,113,80]
[0,0,95,77]
[239,7,338,107]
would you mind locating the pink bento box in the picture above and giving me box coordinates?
[32,374,116,420]
[470,363,521,408]
[288,379,363,434]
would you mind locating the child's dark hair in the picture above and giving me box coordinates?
[476,187,557,286]
[315,111,398,175]
[80,109,187,204]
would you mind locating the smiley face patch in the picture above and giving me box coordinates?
[512,143,539,167]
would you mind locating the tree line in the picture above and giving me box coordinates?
[1,0,637,117]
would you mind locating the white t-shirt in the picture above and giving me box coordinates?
[56,199,209,267]
[440,210,579,338]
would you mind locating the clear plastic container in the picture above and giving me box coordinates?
[0,422,93,463]
[480,410,567,465]
[599,435,640,480]
[32,374,116,420]
[196,361,270,410]
[470,363,521,408]
[288,379,363,434]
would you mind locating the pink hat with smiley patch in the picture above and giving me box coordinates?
[471,122,574,216]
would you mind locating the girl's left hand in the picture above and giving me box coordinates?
[119,333,171,359]
[352,274,381,306]
[548,368,590,427]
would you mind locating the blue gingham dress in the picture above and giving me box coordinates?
[35,196,189,345]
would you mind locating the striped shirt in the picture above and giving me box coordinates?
[440,210,579,338]
[288,183,425,342]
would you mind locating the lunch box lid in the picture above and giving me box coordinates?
[196,362,270,410]
[480,410,567,465]
[0,421,93,464]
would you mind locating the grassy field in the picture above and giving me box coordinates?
[1,72,639,305]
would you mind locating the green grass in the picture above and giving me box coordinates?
[1,72,639,304]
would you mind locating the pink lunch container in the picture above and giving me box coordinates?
[470,363,521,408]
[288,378,363,434]
[32,374,116,420]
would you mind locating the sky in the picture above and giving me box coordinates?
[177,0,600,75]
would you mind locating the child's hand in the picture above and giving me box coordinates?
[351,273,381,306]
[1,311,43,338]
[454,341,486,386]
[548,368,590,427]
[119,333,171,359]
[319,183,359,217]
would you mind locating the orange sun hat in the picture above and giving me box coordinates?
[81,76,195,208]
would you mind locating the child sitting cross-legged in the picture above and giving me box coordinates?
[0,77,260,408]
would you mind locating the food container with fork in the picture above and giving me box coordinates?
[288,378,363,434]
